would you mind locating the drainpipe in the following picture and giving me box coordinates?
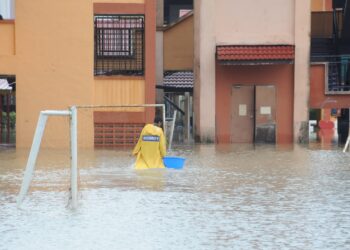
[6,93,10,143]
[0,95,2,144]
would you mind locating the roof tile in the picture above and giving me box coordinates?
[163,71,193,89]
[217,45,295,61]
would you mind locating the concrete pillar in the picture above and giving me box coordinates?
[294,0,311,143]
[156,0,164,104]
[156,31,164,104]
[194,0,216,143]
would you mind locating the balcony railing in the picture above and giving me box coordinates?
[323,57,350,94]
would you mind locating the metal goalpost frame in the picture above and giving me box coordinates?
[75,104,167,136]
[70,106,78,208]
[17,109,76,208]
[342,108,350,153]
[17,104,166,209]
[344,136,350,152]
[168,110,177,151]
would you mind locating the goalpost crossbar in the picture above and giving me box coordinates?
[17,104,167,209]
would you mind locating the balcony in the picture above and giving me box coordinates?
[311,10,343,59]
[311,9,350,95]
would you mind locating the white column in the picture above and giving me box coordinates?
[194,0,216,143]
[294,0,311,143]
[156,31,164,104]
[156,0,164,104]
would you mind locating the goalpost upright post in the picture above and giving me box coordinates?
[17,109,73,207]
[70,106,78,208]
[17,104,166,209]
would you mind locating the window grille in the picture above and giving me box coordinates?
[94,123,144,147]
[94,15,144,76]
[326,61,350,94]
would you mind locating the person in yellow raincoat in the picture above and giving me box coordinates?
[132,117,167,169]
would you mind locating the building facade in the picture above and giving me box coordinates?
[194,0,311,144]
[310,0,350,144]
[0,0,156,147]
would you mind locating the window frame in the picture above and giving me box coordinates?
[94,14,145,76]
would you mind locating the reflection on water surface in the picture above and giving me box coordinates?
[1,144,350,249]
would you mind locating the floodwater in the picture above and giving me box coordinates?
[1,144,350,250]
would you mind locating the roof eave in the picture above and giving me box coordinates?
[218,59,294,65]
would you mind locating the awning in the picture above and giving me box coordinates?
[0,79,12,92]
[157,71,193,92]
[216,45,295,65]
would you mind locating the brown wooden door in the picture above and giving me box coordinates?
[255,85,276,143]
[231,85,254,143]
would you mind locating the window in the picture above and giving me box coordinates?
[94,15,144,76]
[325,61,350,94]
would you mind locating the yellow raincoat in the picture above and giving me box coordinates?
[132,124,166,169]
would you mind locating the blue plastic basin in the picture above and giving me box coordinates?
[163,156,186,169]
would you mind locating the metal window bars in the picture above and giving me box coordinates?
[326,59,350,93]
[94,15,145,76]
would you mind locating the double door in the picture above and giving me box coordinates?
[231,85,276,143]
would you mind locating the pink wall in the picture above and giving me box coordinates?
[325,0,332,10]
[214,0,295,45]
[216,63,294,144]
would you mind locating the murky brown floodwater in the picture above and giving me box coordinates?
[1,144,350,250]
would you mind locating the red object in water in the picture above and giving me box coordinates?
[319,120,334,129]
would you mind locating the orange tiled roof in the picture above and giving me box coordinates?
[216,45,295,61]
